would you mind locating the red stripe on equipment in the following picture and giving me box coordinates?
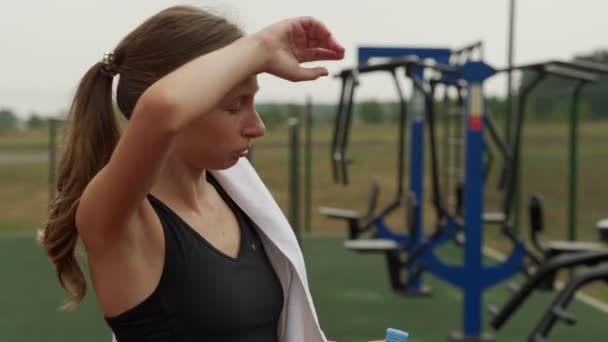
[469,116,483,130]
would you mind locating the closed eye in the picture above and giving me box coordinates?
[227,104,241,114]
[226,97,245,114]
[228,95,256,114]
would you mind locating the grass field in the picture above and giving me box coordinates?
[3,121,608,241]
[1,234,606,342]
[0,119,607,340]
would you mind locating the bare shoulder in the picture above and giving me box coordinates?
[77,173,162,256]
[80,190,166,317]
[77,167,146,250]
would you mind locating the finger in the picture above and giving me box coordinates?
[298,48,344,63]
[291,66,329,82]
[310,27,344,53]
[302,36,344,54]
[302,17,345,53]
[323,34,345,54]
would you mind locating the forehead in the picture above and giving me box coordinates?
[230,75,259,95]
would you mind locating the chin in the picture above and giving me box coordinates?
[208,156,240,171]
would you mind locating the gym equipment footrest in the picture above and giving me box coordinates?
[343,239,401,252]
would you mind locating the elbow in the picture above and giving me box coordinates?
[134,85,181,135]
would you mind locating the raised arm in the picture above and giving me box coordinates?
[76,16,344,249]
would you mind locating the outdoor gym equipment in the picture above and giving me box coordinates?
[327,56,529,341]
[497,60,608,274]
[490,250,608,341]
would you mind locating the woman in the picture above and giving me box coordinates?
[41,5,344,341]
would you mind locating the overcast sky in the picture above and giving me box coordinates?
[1,0,607,118]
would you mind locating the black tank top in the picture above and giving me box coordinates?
[105,174,284,342]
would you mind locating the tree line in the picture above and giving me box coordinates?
[2,50,607,130]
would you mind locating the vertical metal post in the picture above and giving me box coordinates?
[568,81,586,242]
[304,96,313,234]
[506,0,516,144]
[506,73,545,237]
[407,69,426,291]
[462,84,486,338]
[288,118,301,245]
[331,75,351,183]
[504,1,517,226]
[393,71,407,200]
[442,87,451,211]
[48,118,58,203]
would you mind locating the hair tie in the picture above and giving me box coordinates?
[100,52,118,77]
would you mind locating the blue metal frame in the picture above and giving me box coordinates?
[406,83,434,292]
[355,47,528,340]
[358,46,451,66]
[419,62,527,339]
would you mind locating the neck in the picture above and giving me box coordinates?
[150,156,211,212]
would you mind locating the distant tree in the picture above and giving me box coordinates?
[519,48,608,121]
[383,101,405,123]
[284,103,301,119]
[311,103,336,124]
[358,99,384,124]
[259,104,286,130]
[486,96,507,117]
[574,49,608,64]
[27,112,47,129]
[0,108,18,129]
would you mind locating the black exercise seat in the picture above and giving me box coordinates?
[484,211,506,224]
[528,194,608,290]
[529,194,606,258]
[319,207,360,221]
[343,238,401,252]
[318,207,366,240]
[543,241,606,257]
[597,218,608,241]
[340,192,422,295]
[319,179,380,239]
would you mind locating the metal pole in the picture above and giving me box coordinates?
[304,96,313,234]
[505,73,545,238]
[288,118,301,245]
[506,0,516,144]
[505,0,523,234]
[568,81,586,242]
[442,87,451,210]
[48,118,58,203]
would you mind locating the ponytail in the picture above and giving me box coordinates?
[40,4,246,310]
[40,62,120,309]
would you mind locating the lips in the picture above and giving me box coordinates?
[235,145,251,157]
[236,149,250,157]
[234,142,252,158]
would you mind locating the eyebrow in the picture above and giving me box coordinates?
[248,85,260,94]
[222,86,258,104]
[235,85,260,97]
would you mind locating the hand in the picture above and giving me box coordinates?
[254,17,345,82]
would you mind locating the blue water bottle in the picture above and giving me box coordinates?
[385,328,409,342]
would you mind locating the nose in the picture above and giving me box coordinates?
[242,110,266,139]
